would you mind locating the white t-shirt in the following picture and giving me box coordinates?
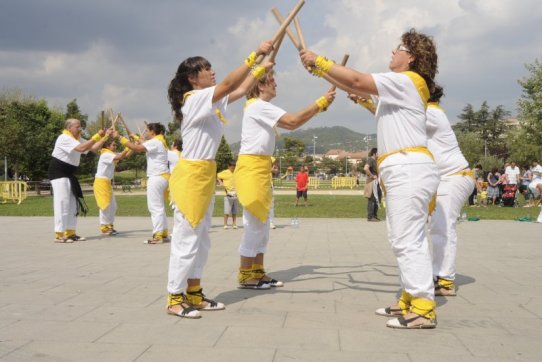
[143,138,169,176]
[51,133,88,166]
[504,166,520,184]
[372,72,431,167]
[239,99,286,155]
[95,152,116,180]
[168,150,181,173]
[426,104,469,176]
[181,86,228,160]
[532,164,542,182]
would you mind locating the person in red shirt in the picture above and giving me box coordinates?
[295,165,309,206]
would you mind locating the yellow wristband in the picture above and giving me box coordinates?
[91,133,101,142]
[132,134,141,142]
[250,65,266,80]
[358,98,376,113]
[315,96,330,112]
[120,136,129,146]
[244,51,257,68]
[313,55,334,77]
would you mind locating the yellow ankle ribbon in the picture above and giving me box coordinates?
[410,297,436,320]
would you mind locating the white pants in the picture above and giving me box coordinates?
[146,175,168,234]
[239,208,270,257]
[99,195,117,226]
[51,177,77,233]
[430,174,475,281]
[269,192,275,224]
[381,161,439,300]
[538,208,542,223]
[167,197,214,294]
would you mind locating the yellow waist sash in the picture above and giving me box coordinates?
[93,177,112,210]
[377,146,434,170]
[234,155,272,223]
[170,159,216,228]
[449,169,474,179]
[377,146,436,215]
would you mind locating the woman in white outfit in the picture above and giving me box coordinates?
[426,85,475,296]
[300,29,439,329]
[165,40,274,318]
[234,69,335,289]
[120,123,170,244]
[93,132,131,235]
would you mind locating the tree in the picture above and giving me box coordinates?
[517,58,542,159]
[0,93,64,180]
[216,136,233,172]
[283,137,305,157]
[455,131,484,166]
[65,99,88,129]
[453,101,511,159]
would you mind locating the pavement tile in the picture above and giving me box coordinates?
[137,345,275,362]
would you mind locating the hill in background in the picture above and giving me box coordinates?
[229,126,376,155]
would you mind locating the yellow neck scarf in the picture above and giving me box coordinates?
[62,129,80,140]
[234,155,273,223]
[184,90,228,125]
[428,101,444,112]
[100,148,114,155]
[170,159,216,228]
[154,134,168,150]
[401,71,429,109]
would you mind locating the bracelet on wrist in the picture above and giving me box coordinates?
[120,136,129,146]
[311,55,334,78]
[91,133,102,142]
[250,65,266,80]
[244,51,257,68]
[315,96,330,112]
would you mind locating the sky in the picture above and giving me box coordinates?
[1,0,541,144]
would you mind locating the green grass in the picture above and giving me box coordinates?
[1,194,540,221]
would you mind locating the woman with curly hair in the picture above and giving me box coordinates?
[300,29,440,329]
[165,40,273,319]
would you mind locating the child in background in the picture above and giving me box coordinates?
[479,187,488,208]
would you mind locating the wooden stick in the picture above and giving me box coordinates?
[100,110,105,130]
[111,113,119,131]
[118,113,132,136]
[256,0,305,63]
[271,7,302,51]
[294,16,306,49]
[268,30,286,63]
[328,54,350,92]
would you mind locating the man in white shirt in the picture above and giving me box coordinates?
[505,161,520,185]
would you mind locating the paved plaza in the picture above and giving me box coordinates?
[0,216,541,361]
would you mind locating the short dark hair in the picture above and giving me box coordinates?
[369,147,377,157]
[228,160,236,166]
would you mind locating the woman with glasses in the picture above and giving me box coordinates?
[300,29,439,329]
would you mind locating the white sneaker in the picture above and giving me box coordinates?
[270,223,276,229]
[224,225,229,229]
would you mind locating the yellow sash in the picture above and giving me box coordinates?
[449,169,474,178]
[428,101,444,112]
[62,129,80,140]
[170,159,216,228]
[377,146,436,214]
[161,173,171,202]
[93,177,112,210]
[234,155,273,223]
[401,71,429,109]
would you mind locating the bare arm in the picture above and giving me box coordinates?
[228,60,275,104]
[121,134,147,153]
[74,129,105,153]
[213,41,273,104]
[277,90,336,130]
[300,50,378,97]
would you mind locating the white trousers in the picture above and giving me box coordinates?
[239,208,270,257]
[167,197,214,294]
[51,177,77,233]
[538,208,542,223]
[430,174,475,281]
[381,161,439,300]
[99,195,117,226]
[146,175,168,234]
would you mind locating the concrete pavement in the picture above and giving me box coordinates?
[0,216,541,361]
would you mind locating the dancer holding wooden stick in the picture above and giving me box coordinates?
[300,29,440,329]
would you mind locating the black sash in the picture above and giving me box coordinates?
[48,157,88,216]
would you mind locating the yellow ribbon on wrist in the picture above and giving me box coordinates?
[120,136,129,146]
[312,55,334,77]
[91,133,102,142]
[250,65,266,80]
[131,134,141,142]
[315,96,330,112]
[244,51,257,68]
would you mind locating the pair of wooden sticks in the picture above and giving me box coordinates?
[271,6,349,92]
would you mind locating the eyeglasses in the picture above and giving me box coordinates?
[395,44,410,53]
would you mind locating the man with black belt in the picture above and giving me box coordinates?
[49,118,109,243]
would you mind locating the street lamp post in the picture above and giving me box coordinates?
[312,135,317,158]
[364,135,371,160]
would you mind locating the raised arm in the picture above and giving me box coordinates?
[300,49,378,97]
[277,89,336,130]
[74,129,105,153]
[213,41,273,104]
[228,60,275,104]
